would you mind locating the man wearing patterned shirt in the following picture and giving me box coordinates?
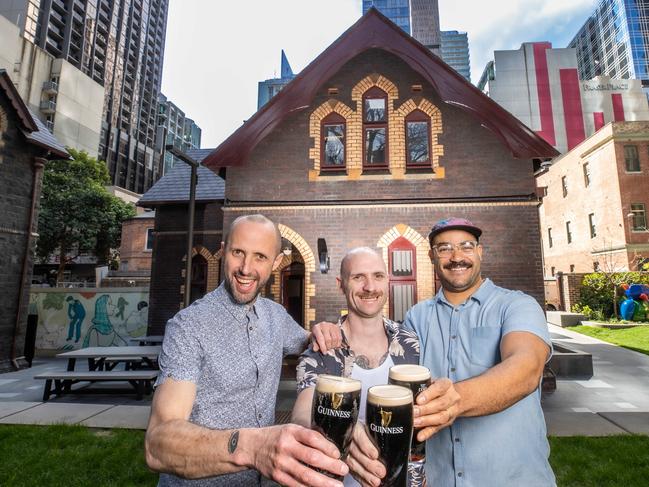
[292,247,431,486]
[145,215,347,487]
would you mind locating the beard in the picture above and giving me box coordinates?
[224,270,268,305]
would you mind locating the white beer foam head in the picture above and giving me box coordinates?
[316,374,362,393]
[367,385,413,406]
[389,364,431,382]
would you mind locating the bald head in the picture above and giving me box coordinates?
[339,247,385,280]
[224,214,282,256]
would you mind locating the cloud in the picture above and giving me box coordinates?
[439,0,596,81]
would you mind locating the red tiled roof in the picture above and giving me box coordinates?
[203,9,558,170]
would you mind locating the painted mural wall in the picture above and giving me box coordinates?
[29,287,149,351]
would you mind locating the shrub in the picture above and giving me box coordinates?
[575,272,649,320]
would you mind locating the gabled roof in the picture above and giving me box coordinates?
[203,8,558,170]
[138,148,225,206]
[0,70,69,159]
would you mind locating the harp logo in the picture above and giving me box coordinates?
[380,408,392,428]
[332,392,343,410]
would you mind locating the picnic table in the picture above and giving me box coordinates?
[34,346,161,401]
[129,335,164,346]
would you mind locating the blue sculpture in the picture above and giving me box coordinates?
[619,284,649,321]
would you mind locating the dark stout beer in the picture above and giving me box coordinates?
[366,385,413,487]
[388,364,431,462]
[311,374,361,477]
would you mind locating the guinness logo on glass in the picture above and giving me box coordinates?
[380,408,392,428]
[332,392,344,410]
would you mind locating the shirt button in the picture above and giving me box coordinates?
[455,437,460,442]
[258,413,262,419]
[458,472,463,477]
[253,354,258,359]
[451,335,457,339]
[249,326,253,331]
[451,367,456,372]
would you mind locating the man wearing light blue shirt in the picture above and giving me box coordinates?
[404,217,556,487]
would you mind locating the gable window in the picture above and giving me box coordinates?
[363,87,388,169]
[624,145,640,172]
[561,176,568,197]
[145,228,154,250]
[388,237,417,322]
[566,221,573,244]
[405,110,430,168]
[631,203,647,231]
[321,112,346,170]
[583,162,591,187]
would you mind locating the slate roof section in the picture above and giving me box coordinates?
[0,69,69,159]
[138,150,224,206]
[202,8,558,170]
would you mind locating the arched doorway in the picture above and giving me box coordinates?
[281,261,305,325]
[190,254,208,304]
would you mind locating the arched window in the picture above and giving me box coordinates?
[405,110,431,168]
[363,87,388,169]
[388,237,417,322]
[189,254,208,305]
[321,112,346,170]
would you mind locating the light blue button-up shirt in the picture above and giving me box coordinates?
[403,279,556,487]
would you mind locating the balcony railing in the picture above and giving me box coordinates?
[42,80,58,94]
[40,100,57,114]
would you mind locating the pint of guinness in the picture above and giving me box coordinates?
[311,374,361,472]
[388,364,431,462]
[366,385,413,487]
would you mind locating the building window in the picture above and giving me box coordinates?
[593,261,600,271]
[583,162,591,187]
[631,203,647,231]
[566,221,572,244]
[570,264,575,273]
[145,228,154,250]
[551,266,556,276]
[624,145,640,172]
[405,110,430,168]
[388,237,417,322]
[588,213,597,238]
[321,112,346,170]
[363,87,388,169]
[561,176,568,197]
[548,228,553,248]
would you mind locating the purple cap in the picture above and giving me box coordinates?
[428,217,482,242]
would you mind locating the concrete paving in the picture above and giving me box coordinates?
[0,324,648,435]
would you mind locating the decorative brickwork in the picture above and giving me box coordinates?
[277,224,317,329]
[377,224,433,315]
[269,252,305,307]
[308,74,445,181]
[179,246,222,306]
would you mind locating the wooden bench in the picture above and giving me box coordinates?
[34,370,159,401]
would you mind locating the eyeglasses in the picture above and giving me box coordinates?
[432,241,479,258]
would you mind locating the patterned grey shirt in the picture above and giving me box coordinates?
[156,283,309,487]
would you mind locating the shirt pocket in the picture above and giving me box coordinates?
[469,326,502,369]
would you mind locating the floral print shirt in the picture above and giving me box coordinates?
[296,316,420,393]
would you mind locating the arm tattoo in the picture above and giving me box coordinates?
[228,430,239,454]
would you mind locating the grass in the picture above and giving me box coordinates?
[549,436,649,486]
[1,425,648,486]
[568,325,649,356]
[0,424,156,486]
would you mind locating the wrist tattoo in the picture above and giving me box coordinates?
[228,430,239,454]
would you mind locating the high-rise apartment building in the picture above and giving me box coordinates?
[156,93,202,175]
[569,0,649,90]
[257,50,295,109]
[0,0,169,194]
[440,30,470,81]
[362,0,441,53]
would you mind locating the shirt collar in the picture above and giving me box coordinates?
[431,278,493,307]
[216,282,257,323]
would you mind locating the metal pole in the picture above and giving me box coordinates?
[166,145,199,308]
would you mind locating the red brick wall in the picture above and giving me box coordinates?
[119,217,154,271]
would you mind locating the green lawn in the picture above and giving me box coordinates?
[1,425,648,486]
[568,325,649,356]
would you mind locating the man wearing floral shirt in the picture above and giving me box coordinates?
[292,247,454,486]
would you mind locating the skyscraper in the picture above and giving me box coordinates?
[0,0,169,194]
[569,0,649,90]
[257,50,296,109]
[156,93,202,175]
[440,30,470,81]
[362,0,440,53]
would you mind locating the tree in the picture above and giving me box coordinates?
[36,149,136,283]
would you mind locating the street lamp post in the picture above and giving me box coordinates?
[166,144,199,309]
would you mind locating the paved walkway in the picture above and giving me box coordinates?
[1,324,648,434]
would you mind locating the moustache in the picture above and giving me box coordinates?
[443,261,473,270]
[358,292,383,299]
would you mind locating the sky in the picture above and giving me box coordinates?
[161,0,597,149]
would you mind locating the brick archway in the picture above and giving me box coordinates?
[377,224,433,316]
[394,98,444,173]
[308,100,354,175]
[277,224,317,329]
[179,246,222,306]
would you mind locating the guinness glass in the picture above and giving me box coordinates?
[366,385,413,487]
[388,364,431,462]
[311,375,361,473]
